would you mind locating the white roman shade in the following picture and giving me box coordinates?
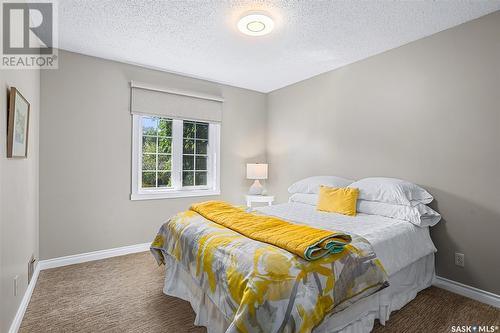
[130,81,223,122]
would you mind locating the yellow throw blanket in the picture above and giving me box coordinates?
[190,201,352,261]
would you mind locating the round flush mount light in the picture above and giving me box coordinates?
[238,13,274,36]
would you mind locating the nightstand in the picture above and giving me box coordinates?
[246,195,274,208]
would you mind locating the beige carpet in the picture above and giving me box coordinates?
[20,252,499,333]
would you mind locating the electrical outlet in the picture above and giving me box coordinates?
[28,254,36,284]
[455,252,465,267]
[13,276,19,296]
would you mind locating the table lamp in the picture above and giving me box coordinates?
[246,163,268,195]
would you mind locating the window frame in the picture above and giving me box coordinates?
[131,114,220,200]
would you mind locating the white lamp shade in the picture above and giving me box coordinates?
[246,163,268,180]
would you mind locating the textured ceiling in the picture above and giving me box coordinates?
[57,1,500,92]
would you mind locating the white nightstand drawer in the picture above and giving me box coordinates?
[245,195,274,208]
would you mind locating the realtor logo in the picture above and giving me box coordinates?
[1,1,58,68]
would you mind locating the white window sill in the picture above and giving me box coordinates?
[130,189,220,201]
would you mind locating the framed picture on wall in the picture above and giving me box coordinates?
[7,87,30,158]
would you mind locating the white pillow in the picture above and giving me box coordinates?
[289,193,319,205]
[288,176,354,194]
[348,177,433,206]
[289,193,441,227]
[357,200,441,227]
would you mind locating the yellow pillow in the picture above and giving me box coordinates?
[317,186,359,216]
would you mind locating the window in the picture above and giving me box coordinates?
[131,115,220,200]
[182,121,209,187]
[141,117,173,188]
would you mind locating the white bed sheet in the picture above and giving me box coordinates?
[255,202,437,275]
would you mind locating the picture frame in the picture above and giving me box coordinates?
[7,87,30,158]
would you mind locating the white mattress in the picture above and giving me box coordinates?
[255,202,437,275]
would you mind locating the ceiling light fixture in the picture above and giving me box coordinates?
[238,13,274,36]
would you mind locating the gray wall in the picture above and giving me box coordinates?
[40,13,500,295]
[40,50,267,260]
[267,11,500,294]
[0,69,40,332]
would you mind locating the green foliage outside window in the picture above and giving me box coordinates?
[182,121,208,186]
[141,116,172,188]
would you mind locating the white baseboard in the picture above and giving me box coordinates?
[38,242,150,270]
[8,242,151,333]
[8,248,497,333]
[433,275,500,309]
[8,263,40,333]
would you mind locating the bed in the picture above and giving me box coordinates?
[151,177,438,333]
